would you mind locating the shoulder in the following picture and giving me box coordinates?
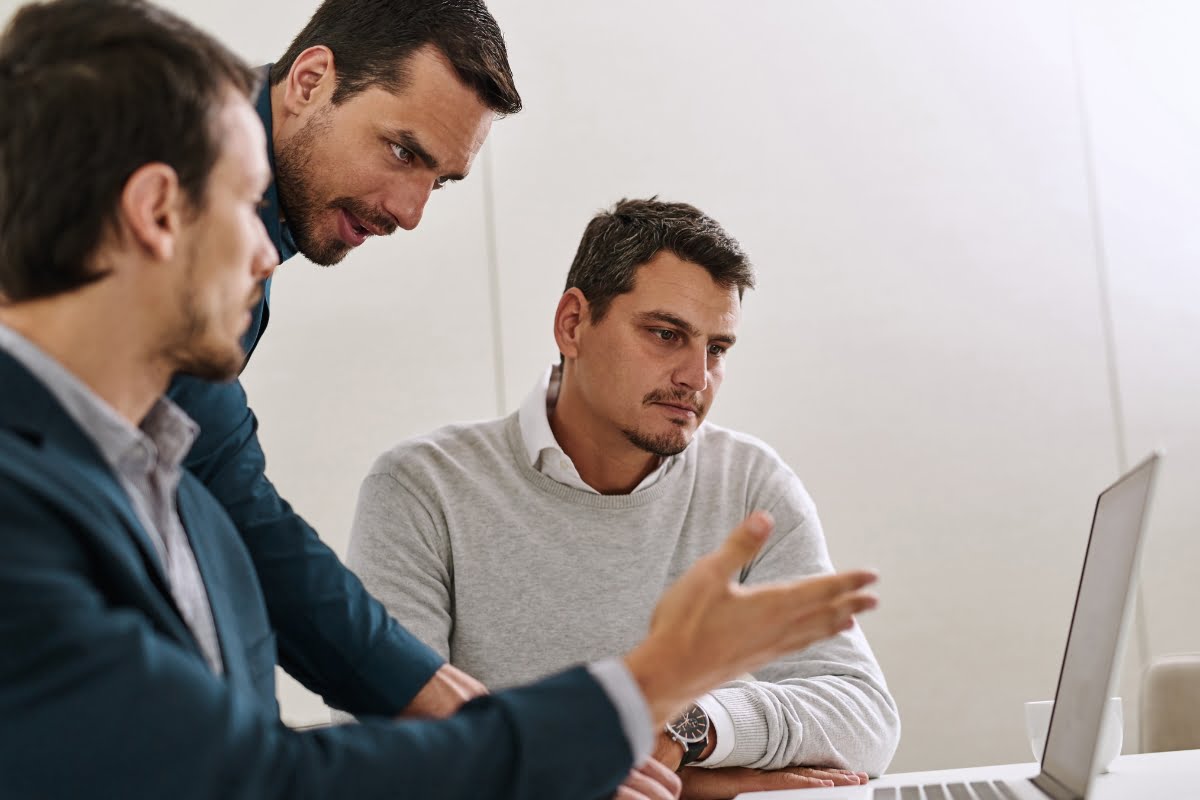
[0,428,92,511]
[0,431,123,559]
[366,415,514,484]
[693,422,797,483]
[692,422,818,518]
[0,432,53,508]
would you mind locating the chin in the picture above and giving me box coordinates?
[299,231,351,267]
[176,343,243,383]
[624,425,692,458]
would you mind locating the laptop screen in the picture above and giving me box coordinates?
[1038,454,1158,796]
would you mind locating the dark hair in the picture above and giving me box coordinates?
[270,0,521,114]
[565,197,756,322]
[0,0,259,302]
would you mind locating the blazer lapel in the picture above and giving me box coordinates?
[175,482,249,686]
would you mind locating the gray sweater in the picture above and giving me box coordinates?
[345,413,900,774]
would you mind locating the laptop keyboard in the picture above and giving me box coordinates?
[873,780,1022,800]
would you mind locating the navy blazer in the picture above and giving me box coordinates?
[0,352,632,799]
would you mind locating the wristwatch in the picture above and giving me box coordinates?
[665,702,710,771]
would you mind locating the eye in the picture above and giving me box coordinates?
[707,343,728,357]
[389,142,413,165]
[651,328,677,342]
[433,175,450,190]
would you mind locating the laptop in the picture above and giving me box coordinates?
[739,453,1161,800]
[874,453,1161,800]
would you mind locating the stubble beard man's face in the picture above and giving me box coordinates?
[275,107,400,267]
[165,298,245,383]
[274,108,350,267]
[164,256,254,384]
[619,388,708,457]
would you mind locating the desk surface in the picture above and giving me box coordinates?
[735,749,1200,799]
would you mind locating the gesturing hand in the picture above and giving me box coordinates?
[624,511,878,725]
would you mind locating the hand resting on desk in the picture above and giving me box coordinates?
[679,765,868,799]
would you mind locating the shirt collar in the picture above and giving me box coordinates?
[516,364,674,494]
[0,323,198,478]
[517,364,563,469]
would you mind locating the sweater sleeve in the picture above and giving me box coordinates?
[345,469,456,663]
[701,472,901,776]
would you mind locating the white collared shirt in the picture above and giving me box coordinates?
[516,364,736,764]
[517,364,676,493]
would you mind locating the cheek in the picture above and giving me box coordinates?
[336,152,386,196]
[213,221,258,305]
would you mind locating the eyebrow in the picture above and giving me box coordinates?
[637,310,737,347]
[385,128,468,182]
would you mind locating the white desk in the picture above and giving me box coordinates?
[735,749,1200,799]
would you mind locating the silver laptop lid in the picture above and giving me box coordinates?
[1034,453,1159,800]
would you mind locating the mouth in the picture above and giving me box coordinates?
[336,208,377,247]
[653,401,700,419]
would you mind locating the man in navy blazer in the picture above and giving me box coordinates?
[0,2,879,798]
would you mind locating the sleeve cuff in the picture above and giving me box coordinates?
[587,658,655,764]
[691,692,737,767]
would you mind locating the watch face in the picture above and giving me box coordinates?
[668,703,709,743]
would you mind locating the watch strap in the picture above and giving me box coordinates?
[677,735,708,770]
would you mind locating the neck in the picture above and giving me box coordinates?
[0,293,169,426]
[549,368,663,495]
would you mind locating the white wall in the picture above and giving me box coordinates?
[1074,0,1200,764]
[10,0,1199,774]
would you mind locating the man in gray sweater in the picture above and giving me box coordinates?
[346,198,901,797]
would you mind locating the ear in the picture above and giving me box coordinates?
[279,45,336,120]
[117,163,184,263]
[553,288,590,360]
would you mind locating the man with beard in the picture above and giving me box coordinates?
[166,0,522,721]
[0,3,883,798]
[345,198,903,799]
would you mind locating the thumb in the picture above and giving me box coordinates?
[710,511,774,578]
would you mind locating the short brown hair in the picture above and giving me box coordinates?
[270,0,521,114]
[0,0,259,302]
[565,197,756,322]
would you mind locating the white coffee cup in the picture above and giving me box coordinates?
[1024,697,1123,773]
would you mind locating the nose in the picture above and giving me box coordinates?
[672,345,709,393]
[383,177,434,231]
[253,220,278,282]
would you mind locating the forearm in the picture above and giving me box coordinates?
[702,650,900,774]
[725,476,900,774]
[243,504,442,713]
[5,632,632,800]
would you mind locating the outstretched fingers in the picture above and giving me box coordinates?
[746,570,879,653]
[704,511,775,579]
[790,577,878,644]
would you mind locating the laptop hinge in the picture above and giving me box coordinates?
[1032,771,1083,800]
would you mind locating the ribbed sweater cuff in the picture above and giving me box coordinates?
[709,687,793,767]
